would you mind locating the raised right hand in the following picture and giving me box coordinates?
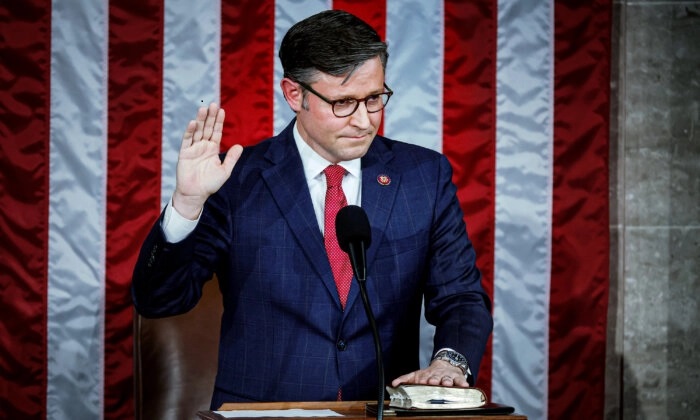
[172,102,243,220]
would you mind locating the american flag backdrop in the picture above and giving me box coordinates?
[0,1,610,419]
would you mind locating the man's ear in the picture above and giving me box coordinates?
[280,78,303,112]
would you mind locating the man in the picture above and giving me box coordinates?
[132,10,492,409]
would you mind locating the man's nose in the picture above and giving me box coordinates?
[349,101,371,128]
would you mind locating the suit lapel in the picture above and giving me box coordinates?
[260,123,339,305]
[344,138,400,312]
[261,126,401,312]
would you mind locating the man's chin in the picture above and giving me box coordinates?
[342,142,372,160]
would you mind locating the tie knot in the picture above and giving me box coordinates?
[324,165,346,188]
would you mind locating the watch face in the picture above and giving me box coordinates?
[434,350,468,372]
[437,350,465,364]
[451,352,466,363]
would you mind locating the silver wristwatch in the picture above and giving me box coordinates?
[432,349,473,384]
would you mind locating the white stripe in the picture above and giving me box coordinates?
[385,0,444,368]
[384,0,444,153]
[492,1,554,419]
[48,0,108,418]
[273,0,331,135]
[161,0,222,209]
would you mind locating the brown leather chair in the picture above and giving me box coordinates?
[134,278,223,420]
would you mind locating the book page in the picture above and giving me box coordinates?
[213,409,343,418]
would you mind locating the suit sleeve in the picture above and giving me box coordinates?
[131,190,231,318]
[423,155,493,383]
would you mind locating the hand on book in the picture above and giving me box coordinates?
[391,359,469,388]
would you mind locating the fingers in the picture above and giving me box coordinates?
[181,103,226,150]
[209,106,225,144]
[192,102,224,142]
[181,120,198,150]
[391,372,416,387]
[391,366,469,388]
[192,105,209,142]
[198,102,224,143]
[426,374,466,387]
[222,144,244,176]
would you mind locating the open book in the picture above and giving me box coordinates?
[386,384,487,410]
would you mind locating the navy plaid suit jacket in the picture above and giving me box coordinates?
[132,120,492,408]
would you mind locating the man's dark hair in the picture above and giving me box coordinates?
[279,10,388,85]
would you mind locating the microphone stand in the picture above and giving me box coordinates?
[348,242,385,420]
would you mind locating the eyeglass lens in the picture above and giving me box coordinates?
[333,93,390,117]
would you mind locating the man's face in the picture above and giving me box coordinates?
[294,57,385,164]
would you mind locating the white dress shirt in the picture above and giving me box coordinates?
[162,122,362,242]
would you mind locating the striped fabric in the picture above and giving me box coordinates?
[0,1,610,419]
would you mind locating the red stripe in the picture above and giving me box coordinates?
[443,0,498,398]
[220,0,275,146]
[0,1,51,417]
[105,1,164,418]
[550,0,611,418]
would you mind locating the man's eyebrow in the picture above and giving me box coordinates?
[324,86,380,100]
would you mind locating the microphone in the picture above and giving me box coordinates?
[336,205,385,419]
[336,205,371,282]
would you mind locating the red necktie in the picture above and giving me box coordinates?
[323,165,353,308]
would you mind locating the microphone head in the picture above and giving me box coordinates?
[335,205,372,253]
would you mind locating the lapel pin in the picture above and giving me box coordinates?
[377,174,391,186]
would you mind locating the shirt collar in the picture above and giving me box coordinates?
[293,121,361,181]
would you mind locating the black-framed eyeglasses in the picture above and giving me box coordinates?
[296,81,393,118]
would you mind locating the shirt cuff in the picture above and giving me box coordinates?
[161,195,200,243]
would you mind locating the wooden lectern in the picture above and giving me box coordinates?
[196,401,527,419]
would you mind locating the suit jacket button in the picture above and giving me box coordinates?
[147,245,158,267]
[337,339,347,351]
